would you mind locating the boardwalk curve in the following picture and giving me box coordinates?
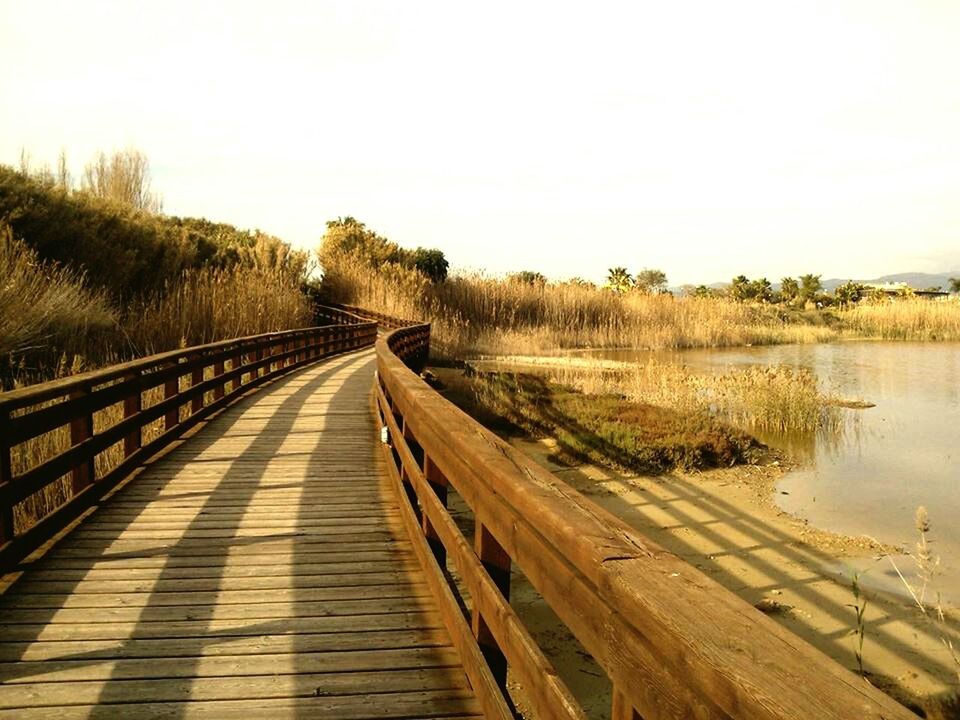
[0,349,480,718]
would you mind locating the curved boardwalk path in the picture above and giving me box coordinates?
[0,349,480,719]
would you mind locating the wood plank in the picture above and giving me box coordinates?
[0,667,470,708]
[21,557,417,580]
[0,627,453,662]
[8,571,424,596]
[0,581,431,609]
[28,548,411,569]
[0,689,481,720]
[0,646,464,684]
[0,596,435,625]
[0,611,443,642]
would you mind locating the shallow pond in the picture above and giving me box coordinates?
[580,342,960,604]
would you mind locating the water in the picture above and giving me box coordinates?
[579,342,960,603]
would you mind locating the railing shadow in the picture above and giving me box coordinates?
[0,350,458,715]
[504,388,960,705]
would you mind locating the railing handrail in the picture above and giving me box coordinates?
[0,319,377,572]
[318,302,419,330]
[375,322,914,719]
[0,326,342,412]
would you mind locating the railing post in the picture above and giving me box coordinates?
[0,409,13,544]
[232,350,242,391]
[164,363,179,432]
[214,358,225,401]
[69,388,95,494]
[123,371,142,457]
[191,354,203,415]
[422,455,448,565]
[473,521,510,688]
[399,420,421,520]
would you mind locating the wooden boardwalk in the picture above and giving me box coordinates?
[0,349,481,719]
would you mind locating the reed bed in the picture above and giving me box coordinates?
[0,224,117,361]
[323,259,837,358]
[520,358,843,437]
[842,298,960,341]
[125,265,313,355]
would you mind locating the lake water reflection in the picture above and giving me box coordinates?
[580,342,960,603]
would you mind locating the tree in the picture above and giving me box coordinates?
[779,277,799,303]
[319,217,404,268]
[606,267,633,293]
[411,247,448,283]
[510,270,547,285]
[687,284,715,298]
[634,268,667,294]
[749,277,773,303]
[730,275,752,302]
[799,274,822,302]
[81,148,163,213]
[949,277,960,294]
[835,281,866,306]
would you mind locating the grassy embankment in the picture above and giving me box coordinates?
[1,165,314,528]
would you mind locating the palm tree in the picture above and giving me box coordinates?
[606,267,633,293]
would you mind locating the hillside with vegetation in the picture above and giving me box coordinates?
[0,151,313,388]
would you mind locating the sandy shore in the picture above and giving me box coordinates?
[500,437,960,719]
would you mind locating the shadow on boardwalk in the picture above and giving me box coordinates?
[0,350,479,718]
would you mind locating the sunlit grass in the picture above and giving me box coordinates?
[323,258,838,358]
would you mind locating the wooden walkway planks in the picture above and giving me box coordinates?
[0,349,481,719]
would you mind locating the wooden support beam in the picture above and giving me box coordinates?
[68,388,95,494]
[423,455,448,565]
[190,357,203,415]
[163,364,179,432]
[123,371,141,458]
[473,522,510,688]
[213,360,225,400]
[0,410,13,544]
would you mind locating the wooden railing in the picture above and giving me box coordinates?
[0,322,376,573]
[317,302,419,330]
[374,323,914,720]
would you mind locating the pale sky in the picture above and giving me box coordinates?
[2,1,959,285]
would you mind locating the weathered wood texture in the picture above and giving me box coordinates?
[0,321,376,572]
[0,349,480,719]
[376,324,916,720]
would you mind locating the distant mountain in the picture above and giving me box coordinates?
[692,272,960,293]
[821,272,960,292]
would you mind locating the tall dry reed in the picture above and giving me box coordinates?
[521,357,843,437]
[323,258,837,358]
[125,265,314,355]
[842,298,960,341]
[0,223,117,361]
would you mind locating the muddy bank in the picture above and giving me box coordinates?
[501,437,959,718]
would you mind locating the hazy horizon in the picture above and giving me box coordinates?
[3,1,959,286]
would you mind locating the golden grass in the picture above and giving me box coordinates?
[842,298,960,341]
[0,223,117,360]
[502,357,843,437]
[125,265,313,355]
[323,258,838,358]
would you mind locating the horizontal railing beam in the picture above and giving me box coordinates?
[374,319,915,720]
